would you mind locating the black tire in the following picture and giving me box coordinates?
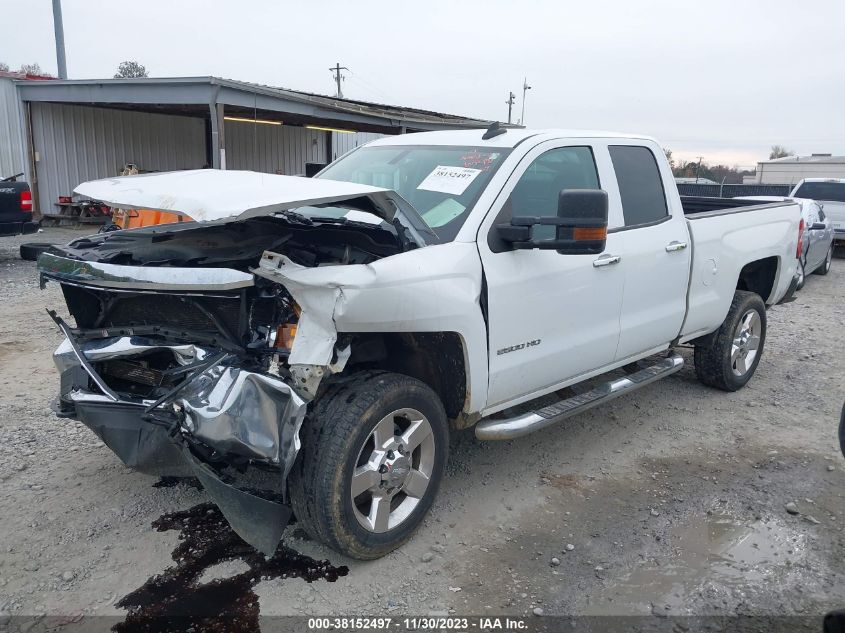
[694,290,767,392]
[289,371,449,560]
[19,242,55,261]
[813,245,833,276]
[839,402,845,460]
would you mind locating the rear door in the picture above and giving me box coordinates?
[477,140,625,410]
[604,144,691,360]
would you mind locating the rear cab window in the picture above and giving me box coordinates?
[609,145,669,228]
[793,181,845,203]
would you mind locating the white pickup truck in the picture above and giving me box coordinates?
[38,127,801,559]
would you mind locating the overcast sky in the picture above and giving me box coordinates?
[3,0,843,168]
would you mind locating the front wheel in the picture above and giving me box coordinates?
[694,290,767,391]
[289,371,449,560]
[813,245,833,276]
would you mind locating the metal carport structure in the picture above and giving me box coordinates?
[15,77,493,215]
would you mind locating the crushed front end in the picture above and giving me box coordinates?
[38,213,410,554]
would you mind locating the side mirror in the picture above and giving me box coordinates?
[555,189,609,254]
[809,222,826,231]
[495,189,609,254]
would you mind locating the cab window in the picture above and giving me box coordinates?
[507,146,600,240]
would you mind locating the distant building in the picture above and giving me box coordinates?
[750,154,845,185]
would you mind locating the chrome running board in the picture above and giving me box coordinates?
[475,354,684,441]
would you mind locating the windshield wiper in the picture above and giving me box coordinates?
[276,210,314,225]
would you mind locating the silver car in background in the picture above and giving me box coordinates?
[791,179,845,247]
[738,196,834,289]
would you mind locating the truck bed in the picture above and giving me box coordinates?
[681,195,786,216]
[679,197,800,341]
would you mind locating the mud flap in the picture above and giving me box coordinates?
[777,273,800,305]
[75,401,192,477]
[183,448,291,556]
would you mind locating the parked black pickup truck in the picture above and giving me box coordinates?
[0,177,37,237]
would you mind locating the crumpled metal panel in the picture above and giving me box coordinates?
[178,365,307,472]
[53,335,306,474]
[54,335,212,373]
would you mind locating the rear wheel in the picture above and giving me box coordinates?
[289,371,448,560]
[813,245,833,276]
[694,290,766,391]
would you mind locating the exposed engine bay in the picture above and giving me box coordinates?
[40,207,418,555]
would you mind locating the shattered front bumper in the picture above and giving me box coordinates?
[53,330,307,555]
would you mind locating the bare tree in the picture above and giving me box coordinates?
[664,148,675,170]
[0,62,9,72]
[769,145,794,160]
[114,61,148,78]
[19,62,45,75]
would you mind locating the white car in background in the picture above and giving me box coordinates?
[790,179,845,247]
[738,196,834,288]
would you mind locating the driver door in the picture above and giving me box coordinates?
[477,141,624,410]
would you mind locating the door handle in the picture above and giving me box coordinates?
[593,254,621,267]
[665,241,688,252]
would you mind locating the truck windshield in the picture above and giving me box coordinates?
[793,182,845,203]
[318,145,511,241]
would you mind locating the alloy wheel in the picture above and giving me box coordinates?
[351,408,436,533]
[731,309,761,377]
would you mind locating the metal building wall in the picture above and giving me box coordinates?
[30,102,206,213]
[0,78,26,179]
[330,131,386,161]
[757,162,845,186]
[225,122,328,174]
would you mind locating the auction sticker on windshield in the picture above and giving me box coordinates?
[417,165,482,195]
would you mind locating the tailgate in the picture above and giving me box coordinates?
[0,181,31,223]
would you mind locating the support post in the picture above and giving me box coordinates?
[209,100,226,169]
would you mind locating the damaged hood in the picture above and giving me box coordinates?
[75,169,407,225]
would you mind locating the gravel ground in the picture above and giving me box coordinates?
[1,228,844,629]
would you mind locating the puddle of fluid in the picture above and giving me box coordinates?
[114,502,349,633]
[583,512,806,615]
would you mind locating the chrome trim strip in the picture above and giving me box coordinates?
[475,355,684,440]
[38,252,254,292]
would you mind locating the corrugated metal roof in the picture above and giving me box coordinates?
[16,76,495,129]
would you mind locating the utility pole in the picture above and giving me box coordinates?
[329,62,349,99]
[519,78,531,125]
[506,91,516,125]
[52,0,67,79]
[694,156,704,183]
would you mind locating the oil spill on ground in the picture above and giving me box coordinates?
[114,502,349,633]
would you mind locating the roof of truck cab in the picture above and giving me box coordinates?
[366,128,657,148]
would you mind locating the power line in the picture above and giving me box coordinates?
[329,62,349,99]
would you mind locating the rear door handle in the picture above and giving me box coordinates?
[665,241,688,252]
[593,254,621,267]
